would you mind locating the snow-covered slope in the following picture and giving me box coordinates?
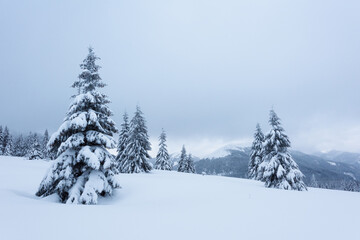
[315,150,360,165]
[0,156,359,240]
[203,144,248,159]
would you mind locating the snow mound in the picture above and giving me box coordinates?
[0,156,360,240]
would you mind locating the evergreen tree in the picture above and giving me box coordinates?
[259,110,307,191]
[42,129,50,159]
[36,47,120,204]
[309,174,318,188]
[340,180,359,192]
[4,134,13,156]
[24,132,33,158]
[2,126,10,154]
[183,154,196,173]
[13,135,25,157]
[248,123,265,180]
[177,145,187,172]
[47,148,57,160]
[0,126,3,155]
[28,133,43,160]
[115,112,130,172]
[154,129,171,170]
[120,106,152,173]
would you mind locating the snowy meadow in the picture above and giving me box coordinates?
[1,1,360,239]
[1,156,359,240]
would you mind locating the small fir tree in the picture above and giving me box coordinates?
[36,47,120,204]
[4,135,13,156]
[177,145,187,172]
[42,130,50,159]
[183,154,196,173]
[2,126,10,154]
[115,112,130,172]
[120,106,152,173]
[28,134,43,160]
[248,123,265,180]
[0,126,3,155]
[13,135,25,157]
[154,129,171,170]
[259,110,307,191]
[309,174,318,188]
[24,132,33,157]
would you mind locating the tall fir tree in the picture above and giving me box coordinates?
[259,110,307,191]
[115,112,130,172]
[248,123,265,180]
[120,106,152,173]
[154,129,171,170]
[36,47,120,204]
[177,145,187,172]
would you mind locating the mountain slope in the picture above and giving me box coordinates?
[195,146,360,187]
[203,144,250,159]
[315,150,360,165]
[0,156,359,240]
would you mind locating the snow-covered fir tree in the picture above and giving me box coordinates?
[42,130,50,159]
[154,129,171,170]
[47,150,57,160]
[115,112,130,172]
[247,123,265,180]
[119,106,152,173]
[28,134,43,160]
[309,174,318,188]
[24,133,34,158]
[36,47,120,204]
[177,145,187,172]
[4,134,13,156]
[13,135,25,157]
[1,126,10,155]
[183,154,196,173]
[258,110,307,191]
[0,126,3,155]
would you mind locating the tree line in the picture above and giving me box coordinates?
[0,126,53,160]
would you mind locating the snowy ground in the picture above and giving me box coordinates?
[0,156,359,240]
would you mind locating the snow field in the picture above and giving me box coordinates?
[0,156,359,240]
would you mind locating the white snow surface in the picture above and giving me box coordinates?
[204,144,246,159]
[1,156,360,240]
[328,161,337,166]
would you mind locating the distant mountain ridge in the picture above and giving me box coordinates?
[203,144,250,159]
[314,150,360,165]
[189,144,360,189]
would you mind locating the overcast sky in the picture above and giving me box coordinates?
[1,0,360,157]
